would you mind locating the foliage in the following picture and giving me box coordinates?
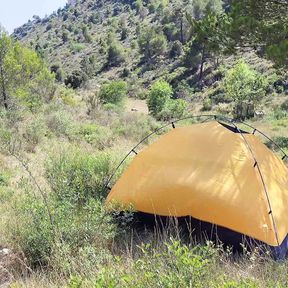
[147,81,187,120]
[0,31,55,110]
[138,27,167,61]
[65,70,87,89]
[158,98,188,120]
[76,123,115,150]
[99,81,127,108]
[45,110,75,137]
[185,12,232,79]
[8,187,115,267]
[147,80,173,118]
[223,60,268,105]
[230,0,288,67]
[45,149,115,204]
[107,40,126,67]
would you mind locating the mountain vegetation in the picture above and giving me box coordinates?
[0,0,287,286]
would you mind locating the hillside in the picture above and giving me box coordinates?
[13,0,287,111]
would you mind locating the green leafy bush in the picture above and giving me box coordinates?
[159,99,188,120]
[24,116,47,151]
[224,60,268,105]
[138,27,167,60]
[45,149,115,204]
[99,81,127,108]
[147,81,187,120]
[8,190,115,268]
[46,110,74,137]
[76,123,115,150]
[64,70,87,89]
[5,148,119,267]
[70,42,85,53]
[107,41,126,67]
[92,241,218,287]
[147,81,173,117]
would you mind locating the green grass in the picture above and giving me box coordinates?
[1,95,288,287]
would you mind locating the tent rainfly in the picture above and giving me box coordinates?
[106,120,288,259]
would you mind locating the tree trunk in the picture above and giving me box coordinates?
[180,16,184,44]
[199,44,206,81]
[0,66,8,110]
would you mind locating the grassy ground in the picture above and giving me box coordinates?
[0,92,288,287]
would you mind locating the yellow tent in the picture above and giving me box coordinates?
[106,121,288,255]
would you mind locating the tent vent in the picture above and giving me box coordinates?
[218,122,249,134]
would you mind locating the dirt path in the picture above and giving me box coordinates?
[127,99,149,115]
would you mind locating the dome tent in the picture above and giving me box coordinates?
[106,116,288,259]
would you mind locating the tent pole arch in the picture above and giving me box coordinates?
[106,114,287,190]
[105,115,287,243]
[221,118,280,246]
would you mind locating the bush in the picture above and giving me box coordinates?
[92,241,218,287]
[75,123,115,150]
[147,81,173,118]
[99,81,127,108]
[113,113,159,141]
[24,116,47,152]
[45,149,116,205]
[107,41,126,67]
[159,99,188,120]
[224,60,268,105]
[138,27,167,61]
[46,110,74,137]
[202,98,212,111]
[70,42,85,53]
[64,70,88,89]
[56,86,78,106]
[8,188,115,268]
[281,99,288,111]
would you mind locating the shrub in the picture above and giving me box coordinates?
[107,41,126,67]
[93,241,218,287]
[138,27,167,61]
[202,98,212,111]
[76,123,115,150]
[46,110,74,137]
[45,149,116,204]
[8,187,115,268]
[64,70,88,89]
[159,99,188,120]
[24,116,47,152]
[99,81,127,108]
[70,42,85,53]
[224,60,268,105]
[169,40,184,58]
[281,99,288,111]
[56,86,78,106]
[147,81,173,118]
